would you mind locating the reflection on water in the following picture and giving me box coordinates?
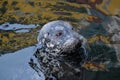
[0,22,39,33]
[0,46,44,80]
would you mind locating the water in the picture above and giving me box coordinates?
[0,23,39,33]
[0,46,45,80]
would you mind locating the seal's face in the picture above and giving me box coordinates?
[37,20,83,55]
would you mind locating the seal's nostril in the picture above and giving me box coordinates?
[46,38,50,42]
[46,43,54,48]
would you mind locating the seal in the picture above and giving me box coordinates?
[31,20,87,80]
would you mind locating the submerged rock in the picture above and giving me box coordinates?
[30,20,87,80]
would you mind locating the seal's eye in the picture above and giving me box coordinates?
[56,31,63,37]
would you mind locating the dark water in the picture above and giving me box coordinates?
[84,67,120,80]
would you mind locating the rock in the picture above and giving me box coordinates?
[105,16,120,62]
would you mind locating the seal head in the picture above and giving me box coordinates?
[37,20,84,55]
